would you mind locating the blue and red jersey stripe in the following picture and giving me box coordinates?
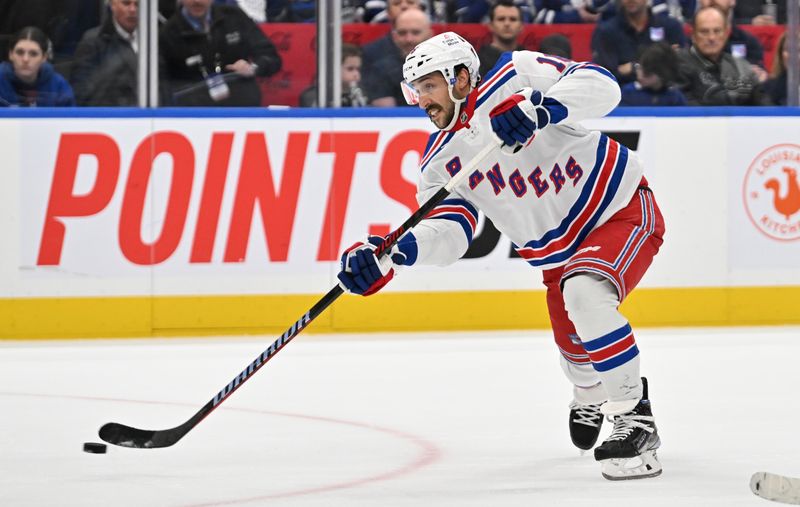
[424,198,479,243]
[515,136,628,267]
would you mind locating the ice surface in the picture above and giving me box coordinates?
[1,326,797,506]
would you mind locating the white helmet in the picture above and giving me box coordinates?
[400,32,480,107]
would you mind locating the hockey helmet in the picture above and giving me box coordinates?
[400,32,480,106]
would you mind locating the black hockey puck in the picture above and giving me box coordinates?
[83,442,107,454]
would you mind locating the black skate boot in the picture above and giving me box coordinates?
[569,401,604,451]
[594,377,661,480]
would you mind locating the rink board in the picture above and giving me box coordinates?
[1,108,799,338]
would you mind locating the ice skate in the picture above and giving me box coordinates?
[569,400,604,451]
[594,377,661,480]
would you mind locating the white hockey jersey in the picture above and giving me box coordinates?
[410,50,644,270]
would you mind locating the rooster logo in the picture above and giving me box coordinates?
[743,144,800,242]
[764,167,800,220]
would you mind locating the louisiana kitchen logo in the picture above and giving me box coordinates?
[743,143,800,242]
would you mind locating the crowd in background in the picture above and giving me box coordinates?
[0,0,794,107]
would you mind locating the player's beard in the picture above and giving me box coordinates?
[425,100,455,130]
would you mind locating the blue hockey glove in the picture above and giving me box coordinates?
[489,88,551,150]
[337,234,418,296]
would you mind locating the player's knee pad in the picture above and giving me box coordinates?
[561,273,621,332]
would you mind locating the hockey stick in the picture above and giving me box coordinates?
[751,472,800,505]
[98,139,499,449]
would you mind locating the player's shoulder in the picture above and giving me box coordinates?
[476,51,529,102]
[481,51,516,83]
[476,50,568,101]
[420,130,461,175]
[513,50,575,74]
[480,50,548,83]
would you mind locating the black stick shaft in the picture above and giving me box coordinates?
[99,141,498,448]
[182,185,458,435]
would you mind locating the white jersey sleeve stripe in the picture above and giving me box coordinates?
[425,198,479,243]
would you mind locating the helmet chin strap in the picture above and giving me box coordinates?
[442,84,467,131]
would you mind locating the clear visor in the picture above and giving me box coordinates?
[400,76,451,106]
[400,80,419,105]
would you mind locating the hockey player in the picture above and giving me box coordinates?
[337,32,665,480]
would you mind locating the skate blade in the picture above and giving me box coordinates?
[751,472,800,505]
[600,450,662,481]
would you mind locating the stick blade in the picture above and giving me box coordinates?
[751,472,800,505]
[99,422,181,449]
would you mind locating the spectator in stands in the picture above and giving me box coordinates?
[0,26,75,106]
[251,0,339,22]
[591,0,687,85]
[620,42,687,105]
[213,0,296,22]
[539,33,572,58]
[762,31,790,105]
[0,0,102,68]
[70,0,139,106]
[360,0,423,66]
[361,7,431,106]
[160,0,282,106]
[159,0,177,20]
[699,0,766,73]
[360,0,460,24]
[676,6,769,105]
[533,0,613,24]
[453,0,535,23]
[651,0,696,23]
[299,43,367,107]
[478,0,525,76]
[213,0,267,22]
[362,0,424,23]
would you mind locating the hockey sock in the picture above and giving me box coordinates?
[562,273,643,403]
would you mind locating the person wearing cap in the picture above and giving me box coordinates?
[337,32,667,481]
